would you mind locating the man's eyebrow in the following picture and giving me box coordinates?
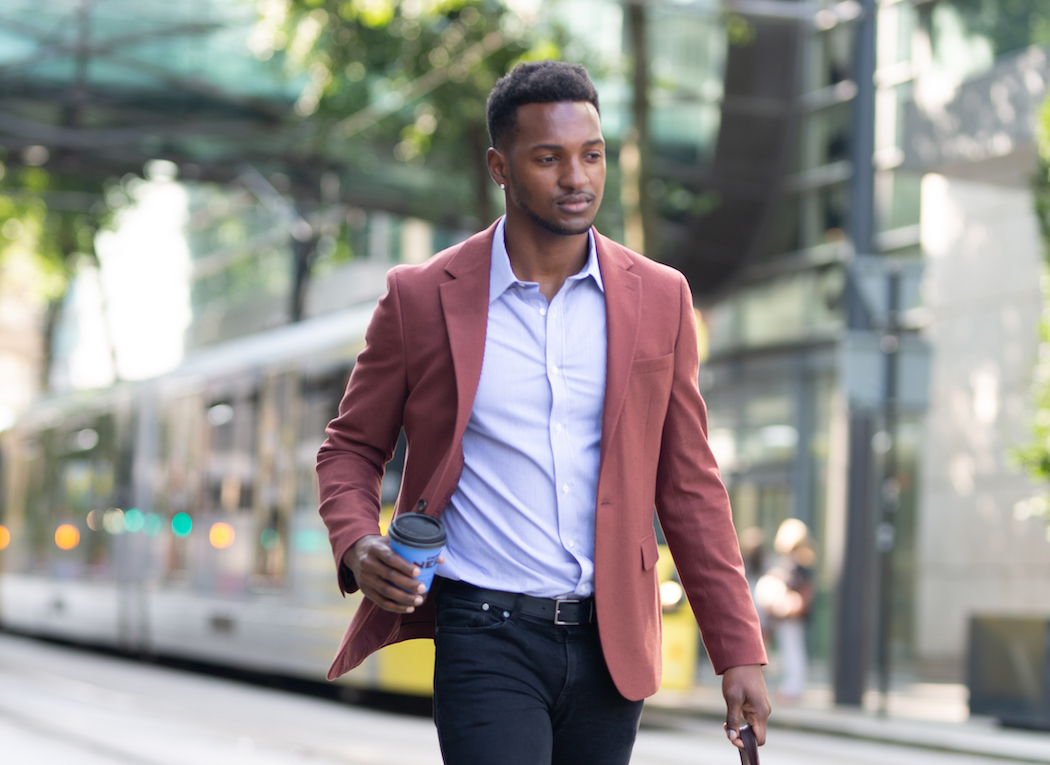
[529,139,606,151]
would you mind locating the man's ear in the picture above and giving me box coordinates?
[487,146,508,189]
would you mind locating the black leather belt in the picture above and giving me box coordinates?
[437,578,595,626]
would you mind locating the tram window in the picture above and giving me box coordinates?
[20,413,121,580]
[296,369,350,513]
[203,395,256,515]
[251,371,303,588]
[156,394,206,581]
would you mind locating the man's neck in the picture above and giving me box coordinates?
[503,212,590,302]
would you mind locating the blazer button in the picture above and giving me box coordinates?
[417,499,428,512]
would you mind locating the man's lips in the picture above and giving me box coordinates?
[555,194,594,213]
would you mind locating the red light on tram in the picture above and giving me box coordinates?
[55,524,80,550]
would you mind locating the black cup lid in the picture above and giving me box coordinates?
[390,512,446,546]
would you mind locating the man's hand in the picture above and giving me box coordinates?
[343,535,440,613]
[722,664,771,751]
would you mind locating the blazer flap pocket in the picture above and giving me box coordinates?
[632,353,674,374]
[641,530,660,571]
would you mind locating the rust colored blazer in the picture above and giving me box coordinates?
[317,221,766,701]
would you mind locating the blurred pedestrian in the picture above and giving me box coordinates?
[754,518,815,702]
[317,60,769,764]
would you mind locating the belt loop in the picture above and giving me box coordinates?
[511,593,525,620]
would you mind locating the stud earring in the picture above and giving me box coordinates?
[499,183,506,190]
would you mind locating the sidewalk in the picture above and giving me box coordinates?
[644,683,1050,763]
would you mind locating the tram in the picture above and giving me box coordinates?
[0,301,698,695]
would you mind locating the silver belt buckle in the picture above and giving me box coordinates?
[554,598,583,626]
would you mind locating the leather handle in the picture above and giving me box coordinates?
[738,724,759,765]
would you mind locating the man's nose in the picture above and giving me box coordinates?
[560,156,587,189]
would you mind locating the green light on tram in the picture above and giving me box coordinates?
[124,508,144,533]
[172,513,192,538]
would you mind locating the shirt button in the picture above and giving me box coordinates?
[552,365,559,374]
[568,541,575,549]
[562,484,570,494]
[539,307,547,316]
[555,423,563,432]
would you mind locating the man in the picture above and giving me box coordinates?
[318,60,769,764]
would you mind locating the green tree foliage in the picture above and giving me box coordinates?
[0,162,90,302]
[1015,95,1050,535]
[947,0,1050,57]
[265,0,559,226]
[0,155,110,385]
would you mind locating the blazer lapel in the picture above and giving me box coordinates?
[424,223,495,509]
[596,232,641,472]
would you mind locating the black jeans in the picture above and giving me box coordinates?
[432,582,643,765]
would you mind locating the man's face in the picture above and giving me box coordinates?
[501,101,605,236]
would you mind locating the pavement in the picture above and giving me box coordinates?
[8,631,1017,765]
[645,682,1050,764]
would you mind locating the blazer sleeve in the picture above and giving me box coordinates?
[316,267,409,594]
[654,273,767,674]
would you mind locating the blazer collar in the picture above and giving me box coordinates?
[443,220,498,280]
[425,221,497,509]
[594,232,642,473]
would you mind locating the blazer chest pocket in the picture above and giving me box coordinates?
[641,530,660,571]
[632,353,673,374]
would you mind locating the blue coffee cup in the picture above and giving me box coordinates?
[387,513,446,593]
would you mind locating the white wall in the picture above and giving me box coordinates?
[916,173,1050,669]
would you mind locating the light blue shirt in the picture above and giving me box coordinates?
[436,216,608,598]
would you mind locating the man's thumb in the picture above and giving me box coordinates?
[725,707,741,740]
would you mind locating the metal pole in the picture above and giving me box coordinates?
[875,263,901,715]
[834,0,878,707]
[848,0,876,259]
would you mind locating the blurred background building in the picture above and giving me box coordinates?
[1,0,1049,706]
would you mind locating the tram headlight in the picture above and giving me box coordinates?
[660,579,685,612]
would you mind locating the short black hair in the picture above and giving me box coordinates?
[486,60,600,150]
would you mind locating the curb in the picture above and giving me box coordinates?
[642,700,1050,764]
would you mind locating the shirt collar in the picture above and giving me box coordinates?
[489,216,604,304]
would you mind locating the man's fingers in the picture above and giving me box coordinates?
[751,716,767,746]
[377,545,421,576]
[366,589,418,613]
[373,577,425,606]
[361,577,425,612]
[743,690,771,746]
[364,560,423,593]
[360,547,426,593]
